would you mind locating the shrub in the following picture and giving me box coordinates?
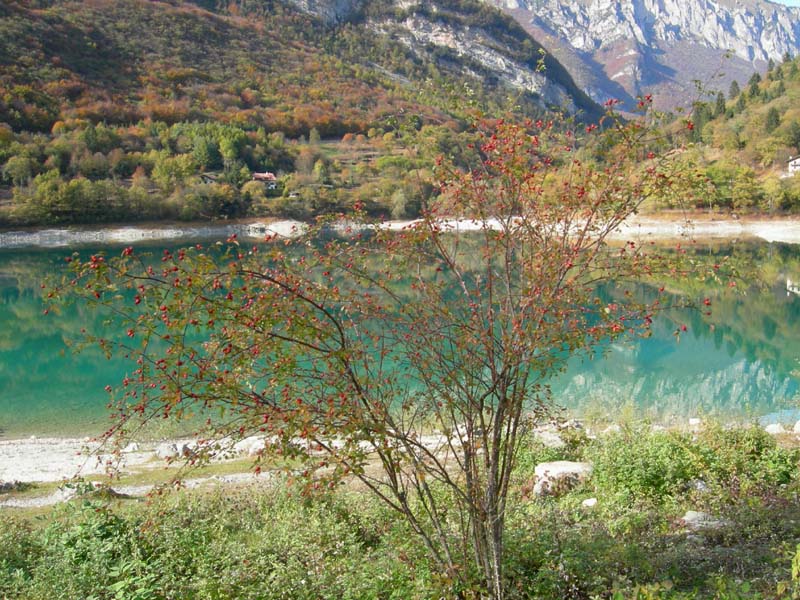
[590,428,701,501]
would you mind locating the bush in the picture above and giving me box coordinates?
[588,424,799,502]
[590,428,701,501]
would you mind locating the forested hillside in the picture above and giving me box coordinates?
[671,55,800,213]
[0,0,600,226]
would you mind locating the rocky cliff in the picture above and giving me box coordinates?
[486,0,800,110]
[284,0,364,23]
[281,0,600,116]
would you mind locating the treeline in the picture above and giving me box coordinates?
[0,116,471,224]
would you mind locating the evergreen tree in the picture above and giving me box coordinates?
[714,92,726,117]
[787,121,800,150]
[748,72,762,98]
[735,94,746,112]
[729,80,740,99]
[765,107,781,133]
[768,58,776,72]
[690,103,711,142]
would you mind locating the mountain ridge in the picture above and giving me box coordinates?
[486,0,800,110]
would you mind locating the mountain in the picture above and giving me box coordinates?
[0,0,599,134]
[280,0,600,116]
[484,0,800,111]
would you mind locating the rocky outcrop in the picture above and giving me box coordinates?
[375,14,577,112]
[533,460,593,496]
[485,0,800,110]
[275,0,599,115]
[498,0,800,62]
[283,0,364,23]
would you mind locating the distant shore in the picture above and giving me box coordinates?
[2,213,800,250]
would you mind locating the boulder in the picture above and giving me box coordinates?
[680,510,729,531]
[121,442,140,454]
[155,443,178,460]
[533,430,566,449]
[533,461,593,496]
[794,420,800,434]
[234,436,266,457]
[581,497,598,508]
[765,423,786,435]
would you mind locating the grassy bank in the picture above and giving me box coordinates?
[2,423,800,599]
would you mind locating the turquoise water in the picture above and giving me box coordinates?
[0,241,799,438]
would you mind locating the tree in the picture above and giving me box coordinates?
[748,72,762,98]
[2,155,37,186]
[786,121,800,150]
[765,106,781,133]
[714,91,726,117]
[732,167,762,212]
[54,113,719,599]
[728,80,741,99]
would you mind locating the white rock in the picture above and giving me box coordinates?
[57,486,79,502]
[121,442,140,454]
[688,418,702,427]
[793,420,800,434]
[533,461,593,496]
[765,423,786,435]
[155,443,178,460]
[533,430,566,449]
[581,497,598,508]
[681,510,729,531]
[234,436,265,457]
[602,424,621,435]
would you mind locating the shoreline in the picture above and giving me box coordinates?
[2,214,800,249]
[3,414,799,490]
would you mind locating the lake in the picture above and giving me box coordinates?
[1,232,799,438]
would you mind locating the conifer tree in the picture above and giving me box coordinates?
[728,80,740,99]
[766,107,781,133]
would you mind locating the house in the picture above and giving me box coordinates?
[786,157,800,177]
[252,171,278,190]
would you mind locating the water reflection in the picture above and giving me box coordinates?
[0,241,799,437]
